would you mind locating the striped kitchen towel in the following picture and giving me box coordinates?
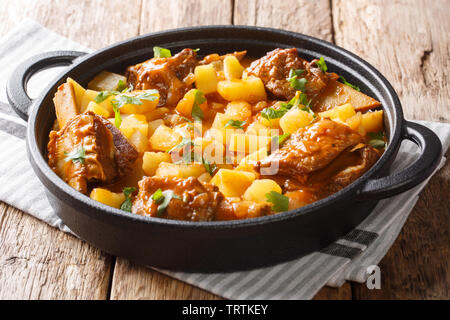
[0,19,449,300]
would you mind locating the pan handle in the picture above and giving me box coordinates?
[358,121,442,200]
[6,51,87,121]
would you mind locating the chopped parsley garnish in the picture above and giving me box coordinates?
[339,75,361,92]
[202,158,217,176]
[288,68,307,91]
[316,57,328,72]
[261,106,289,121]
[153,46,172,58]
[191,89,206,121]
[151,188,164,204]
[109,89,158,127]
[94,80,134,104]
[167,137,197,154]
[154,190,181,216]
[112,105,122,127]
[260,91,314,123]
[94,91,116,103]
[265,191,289,212]
[224,119,246,129]
[193,48,200,52]
[115,79,128,92]
[272,133,291,147]
[368,132,386,149]
[64,146,86,164]
[120,187,136,212]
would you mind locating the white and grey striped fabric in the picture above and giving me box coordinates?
[0,20,449,300]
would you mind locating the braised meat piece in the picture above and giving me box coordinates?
[48,112,117,194]
[126,48,198,107]
[245,48,336,101]
[100,117,139,177]
[48,112,138,194]
[132,176,224,221]
[257,119,364,179]
[132,176,272,221]
[327,145,380,191]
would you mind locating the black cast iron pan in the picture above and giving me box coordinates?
[6,26,442,272]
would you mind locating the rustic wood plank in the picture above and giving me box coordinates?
[139,0,233,33]
[110,0,232,300]
[0,0,142,50]
[0,0,144,300]
[332,0,450,299]
[234,0,333,41]
[110,258,221,300]
[332,0,450,122]
[0,202,112,299]
[352,152,450,299]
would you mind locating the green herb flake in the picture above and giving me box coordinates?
[202,158,217,176]
[339,76,361,92]
[120,187,136,212]
[167,137,197,154]
[115,79,128,92]
[287,68,307,91]
[153,46,172,58]
[368,131,386,149]
[151,188,164,204]
[265,191,289,212]
[224,119,246,129]
[94,91,117,103]
[316,57,328,72]
[191,89,206,121]
[272,133,291,147]
[64,146,86,164]
[156,190,181,216]
[112,103,122,128]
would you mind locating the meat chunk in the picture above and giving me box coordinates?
[327,146,380,191]
[245,48,335,101]
[48,113,117,194]
[126,48,198,107]
[257,119,364,179]
[132,176,272,221]
[132,176,224,221]
[99,117,139,177]
[48,112,138,194]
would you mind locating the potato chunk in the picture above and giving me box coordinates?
[119,90,160,114]
[149,125,181,152]
[90,188,125,209]
[319,103,356,122]
[175,89,208,117]
[280,107,314,134]
[217,76,267,103]
[223,55,244,80]
[228,133,271,154]
[142,151,172,176]
[129,130,148,153]
[85,101,110,118]
[119,114,148,139]
[243,179,282,203]
[224,101,252,121]
[155,162,206,178]
[361,110,384,133]
[194,64,218,94]
[210,169,255,197]
[67,77,86,110]
[88,71,127,91]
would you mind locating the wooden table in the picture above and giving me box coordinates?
[0,0,448,300]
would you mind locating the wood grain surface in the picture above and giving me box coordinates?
[0,0,448,300]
